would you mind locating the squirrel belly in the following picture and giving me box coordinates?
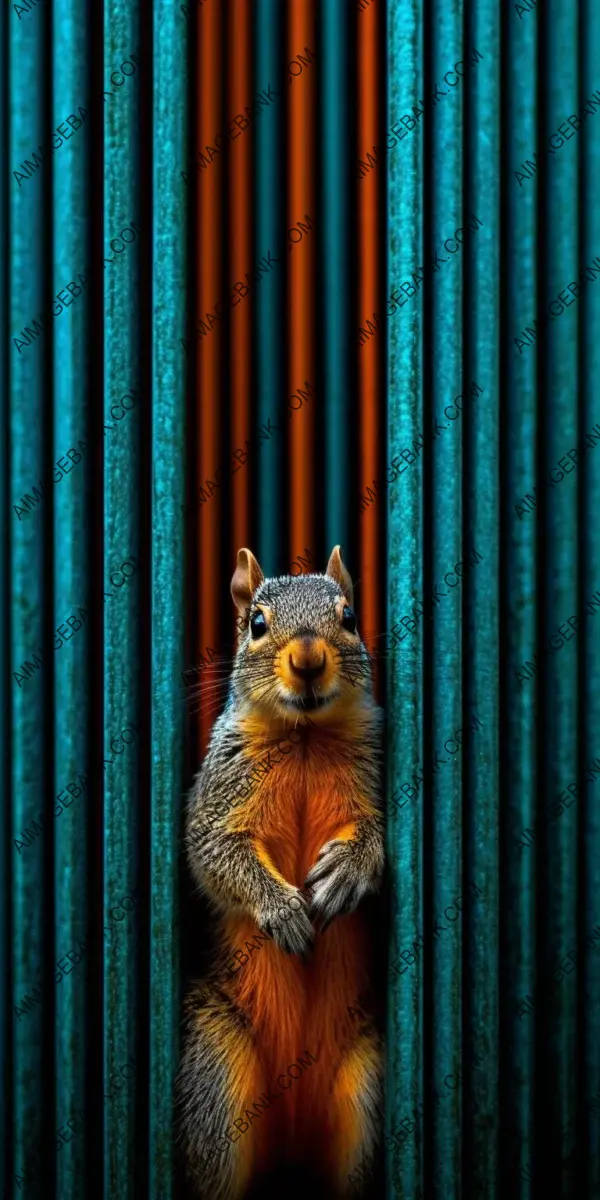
[229,715,378,886]
[217,898,373,1087]
[212,729,378,1155]
[216,906,374,1171]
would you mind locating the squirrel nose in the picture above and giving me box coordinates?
[289,640,326,682]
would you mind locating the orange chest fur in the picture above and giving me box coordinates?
[239,748,363,889]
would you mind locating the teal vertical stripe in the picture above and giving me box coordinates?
[149,3,186,1195]
[9,7,47,1196]
[52,1,90,1196]
[543,5,579,1193]
[505,0,538,1191]
[322,0,349,551]
[429,2,464,1193]
[386,2,424,1197]
[465,5,500,1195]
[103,6,140,1198]
[582,2,600,1192]
[255,0,284,574]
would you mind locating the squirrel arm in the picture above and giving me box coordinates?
[185,723,316,955]
[304,810,385,923]
[185,706,301,917]
[325,813,384,851]
[322,811,385,875]
[186,820,294,917]
[186,817,315,954]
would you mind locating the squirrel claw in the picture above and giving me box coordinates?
[257,890,315,956]
[305,839,372,926]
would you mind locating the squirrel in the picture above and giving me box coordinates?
[176,545,385,1199]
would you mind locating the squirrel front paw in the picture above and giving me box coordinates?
[257,887,315,956]
[304,838,378,927]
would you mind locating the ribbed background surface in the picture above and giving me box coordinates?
[2,1,599,1197]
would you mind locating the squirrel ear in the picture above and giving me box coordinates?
[325,545,354,607]
[231,548,265,615]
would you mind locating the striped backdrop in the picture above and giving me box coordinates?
[2,0,599,1197]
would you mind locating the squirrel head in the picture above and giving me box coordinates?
[230,545,373,723]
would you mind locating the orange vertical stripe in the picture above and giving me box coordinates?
[288,5,316,563]
[198,2,224,752]
[357,1,381,660]
[229,0,252,564]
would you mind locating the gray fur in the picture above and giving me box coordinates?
[179,567,386,1195]
[305,816,385,926]
[231,571,374,712]
[175,985,254,1199]
[185,570,384,947]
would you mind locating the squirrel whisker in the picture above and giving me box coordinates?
[179,675,233,695]
[186,679,235,698]
[250,678,282,706]
[183,665,239,676]
[188,697,231,720]
[183,681,232,701]
[186,665,274,689]
[185,701,231,719]
[183,676,235,696]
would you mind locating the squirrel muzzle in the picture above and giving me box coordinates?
[279,635,334,697]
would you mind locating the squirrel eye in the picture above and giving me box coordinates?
[342,606,357,634]
[250,610,268,639]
